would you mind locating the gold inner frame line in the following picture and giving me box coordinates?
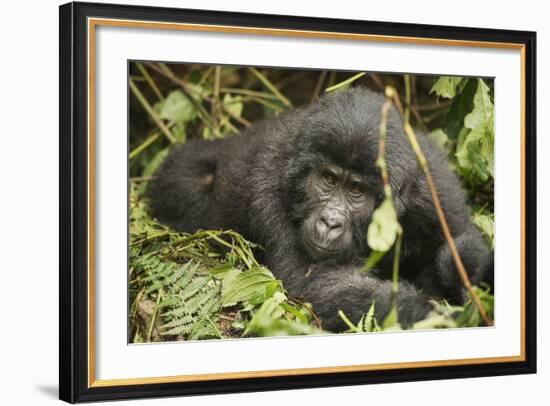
[87,17,527,388]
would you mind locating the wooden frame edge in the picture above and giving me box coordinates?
[59,2,536,402]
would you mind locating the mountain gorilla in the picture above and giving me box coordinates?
[148,87,493,332]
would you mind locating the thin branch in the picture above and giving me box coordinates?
[135,62,164,101]
[129,79,177,144]
[130,175,155,183]
[147,290,163,342]
[220,87,279,100]
[377,96,403,326]
[404,74,411,124]
[371,74,428,132]
[148,63,251,129]
[129,131,161,160]
[146,63,220,136]
[212,66,221,130]
[415,100,452,111]
[325,72,366,93]
[249,67,292,107]
[242,96,284,113]
[310,71,328,103]
[376,99,394,198]
[386,87,493,326]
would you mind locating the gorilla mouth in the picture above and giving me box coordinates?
[302,232,342,256]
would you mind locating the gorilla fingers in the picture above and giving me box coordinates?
[301,266,432,331]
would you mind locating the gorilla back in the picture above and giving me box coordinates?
[148,87,493,332]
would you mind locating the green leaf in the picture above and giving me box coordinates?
[412,311,457,329]
[159,90,196,125]
[171,122,186,143]
[222,94,244,118]
[464,79,494,131]
[208,263,236,279]
[442,78,477,140]
[455,285,494,327]
[472,210,495,248]
[426,128,450,151]
[244,314,323,337]
[221,266,276,307]
[452,79,494,184]
[455,128,491,182]
[430,76,463,99]
[367,198,401,252]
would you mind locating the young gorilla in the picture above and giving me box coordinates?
[148,87,493,332]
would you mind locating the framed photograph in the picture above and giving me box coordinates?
[59,1,537,403]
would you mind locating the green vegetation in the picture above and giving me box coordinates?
[129,63,494,342]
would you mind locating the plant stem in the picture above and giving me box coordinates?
[212,66,221,131]
[147,290,163,342]
[129,79,177,144]
[404,74,411,124]
[391,232,403,321]
[338,310,359,332]
[325,72,366,93]
[377,99,394,199]
[146,63,221,136]
[242,96,284,113]
[136,62,164,101]
[220,87,279,100]
[387,86,493,326]
[129,131,161,160]
[311,71,328,103]
[249,67,292,107]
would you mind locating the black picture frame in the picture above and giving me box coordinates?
[59,1,537,403]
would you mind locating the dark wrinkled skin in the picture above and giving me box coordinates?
[148,87,493,332]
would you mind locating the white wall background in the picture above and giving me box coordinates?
[0,0,545,404]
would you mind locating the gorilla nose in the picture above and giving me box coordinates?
[316,212,344,240]
[320,214,343,230]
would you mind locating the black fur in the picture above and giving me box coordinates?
[148,87,493,332]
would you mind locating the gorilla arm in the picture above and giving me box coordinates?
[268,250,433,332]
[302,265,432,331]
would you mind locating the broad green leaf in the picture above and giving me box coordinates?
[367,198,401,252]
[455,128,492,183]
[426,128,450,151]
[248,280,282,306]
[207,263,236,279]
[159,90,196,125]
[442,78,477,140]
[171,122,186,143]
[454,79,494,183]
[430,76,463,99]
[244,314,323,337]
[186,83,210,99]
[221,266,276,307]
[222,94,244,118]
[464,79,494,131]
[412,312,457,330]
[472,210,495,248]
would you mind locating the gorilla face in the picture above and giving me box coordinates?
[300,163,376,261]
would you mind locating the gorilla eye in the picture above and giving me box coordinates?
[349,182,365,197]
[322,171,337,187]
